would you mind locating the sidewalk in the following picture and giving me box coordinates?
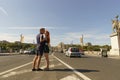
[84,51,100,57]
[108,55,120,59]
[84,51,120,60]
[0,53,20,56]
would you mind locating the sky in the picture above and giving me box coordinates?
[0,0,120,46]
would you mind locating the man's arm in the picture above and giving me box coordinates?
[36,34,40,44]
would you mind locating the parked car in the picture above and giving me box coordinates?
[65,47,81,57]
[29,49,36,55]
[23,50,31,54]
[19,49,36,54]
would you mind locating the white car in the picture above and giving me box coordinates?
[65,47,81,57]
[23,50,31,54]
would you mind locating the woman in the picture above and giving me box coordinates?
[44,30,50,70]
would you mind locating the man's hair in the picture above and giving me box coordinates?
[40,28,45,31]
[40,28,45,34]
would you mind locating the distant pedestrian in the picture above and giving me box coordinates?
[32,28,45,71]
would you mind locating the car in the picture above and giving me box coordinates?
[19,49,31,54]
[23,50,31,54]
[29,49,36,55]
[65,47,81,57]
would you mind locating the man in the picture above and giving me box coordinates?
[32,28,45,71]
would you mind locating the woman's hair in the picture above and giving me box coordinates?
[46,30,50,44]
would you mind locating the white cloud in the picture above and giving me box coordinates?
[0,33,18,42]
[0,31,110,46]
[0,33,35,43]
[8,26,63,30]
[23,34,36,43]
[51,31,110,46]
[0,7,8,16]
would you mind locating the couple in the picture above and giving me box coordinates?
[32,28,50,71]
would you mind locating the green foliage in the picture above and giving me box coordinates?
[64,44,82,49]
[85,45,111,51]
[0,42,35,53]
[64,44,111,51]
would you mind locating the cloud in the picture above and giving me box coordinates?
[0,33,18,42]
[0,33,35,43]
[0,7,8,16]
[0,31,110,46]
[51,31,110,46]
[8,26,65,30]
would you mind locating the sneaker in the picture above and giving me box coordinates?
[32,68,36,71]
[36,68,43,71]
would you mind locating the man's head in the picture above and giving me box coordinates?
[40,28,45,34]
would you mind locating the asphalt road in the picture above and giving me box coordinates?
[0,53,120,80]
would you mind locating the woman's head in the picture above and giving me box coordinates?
[45,30,50,43]
[45,30,50,36]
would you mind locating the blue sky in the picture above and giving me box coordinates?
[0,0,120,46]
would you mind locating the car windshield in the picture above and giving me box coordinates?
[71,48,79,52]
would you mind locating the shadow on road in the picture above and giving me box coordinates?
[46,68,99,73]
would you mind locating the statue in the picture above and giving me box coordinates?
[110,15,120,56]
[20,34,24,43]
[80,35,84,47]
[112,15,120,33]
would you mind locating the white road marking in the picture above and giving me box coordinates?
[2,70,31,78]
[0,57,46,76]
[1,63,62,78]
[60,74,81,80]
[52,54,91,80]
[41,63,62,69]
[0,61,32,76]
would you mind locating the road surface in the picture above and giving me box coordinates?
[0,52,120,80]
